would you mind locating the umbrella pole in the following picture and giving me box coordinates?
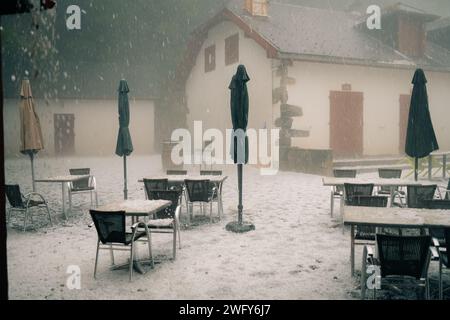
[415,157,418,181]
[123,155,128,200]
[30,153,36,192]
[238,163,243,225]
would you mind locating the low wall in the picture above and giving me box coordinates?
[280,147,333,176]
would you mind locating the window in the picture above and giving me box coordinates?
[204,44,216,73]
[225,33,239,66]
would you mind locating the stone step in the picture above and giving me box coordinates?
[333,156,407,168]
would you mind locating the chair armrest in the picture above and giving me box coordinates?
[90,176,97,189]
[210,186,217,199]
[131,221,146,230]
[430,246,440,261]
[432,237,440,248]
[391,191,405,207]
[175,205,181,221]
[23,192,47,205]
[131,221,150,241]
[366,246,375,258]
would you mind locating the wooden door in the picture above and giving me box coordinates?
[330,91,364,158]
[399,94,411,154]
[54,114,75,156]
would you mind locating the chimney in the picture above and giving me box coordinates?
[244,0,268,17]
[396,13,427,57]
[380,4,439,58]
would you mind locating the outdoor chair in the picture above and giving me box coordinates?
[423,200,450,247]
[377,168,403,196]
[166,170,188,175]
[200,170,224,219]
[68,168,98,209]
[437,229,450,299]
[346,195,388,275]
[437,179,450,200]
[360,234,435,300]
[166,170,187,203]
[89,210,153,281]
[200,170,222,176]
[184,179,217,223]
[330,169,357,217]
[143,179,168,199]
[145,190,182,259]
[5,184,52,231]
[392,185,438,236]
[392,185,438,209]
[343,183,374,205]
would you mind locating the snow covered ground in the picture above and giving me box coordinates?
[4,155,448,299]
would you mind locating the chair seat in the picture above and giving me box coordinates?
[124,231,147,245]
[147,218,174,229]
[71,186,95,192]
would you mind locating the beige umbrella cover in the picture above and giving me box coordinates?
[19,79,44,191]
[19,79,44,153]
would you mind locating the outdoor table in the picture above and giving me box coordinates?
[322,177,436,214]
[96,199,172,274]
[343,205,450,276]
[428,151,450,180]
[35,175,90,219]
[139,175,228,225]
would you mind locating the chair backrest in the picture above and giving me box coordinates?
[89,210,126,244]
[143,179,168,199]
[446,179,450,200]
[166,170,187,175]
[378,169,402,193]
[5,185,24,208]
[344,183,374,204]
[376,234,431,279]
[200,170,222,176]
[184,179,211,202]
[333,169,357,178]
[147,190,181,219]
[406,185,437,208]
[378,168,402,179]
[346,195,388,207]
[69,168,90,190]
[425,199,450,209]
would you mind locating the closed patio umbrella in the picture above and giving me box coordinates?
[115,79,133,199]
[405,69,439,181]
[19,79,44,191]
[226,65,254,233]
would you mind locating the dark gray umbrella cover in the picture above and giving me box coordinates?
[405,69,439,158]
[115,80,133,157]
[229,65,250,164]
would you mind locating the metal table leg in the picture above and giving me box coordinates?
[443,155,447,179]
[61,182,68,219]
[350,225,355,277]
[428,155,432,181]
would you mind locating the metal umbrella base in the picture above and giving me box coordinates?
[225,221,255,233]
